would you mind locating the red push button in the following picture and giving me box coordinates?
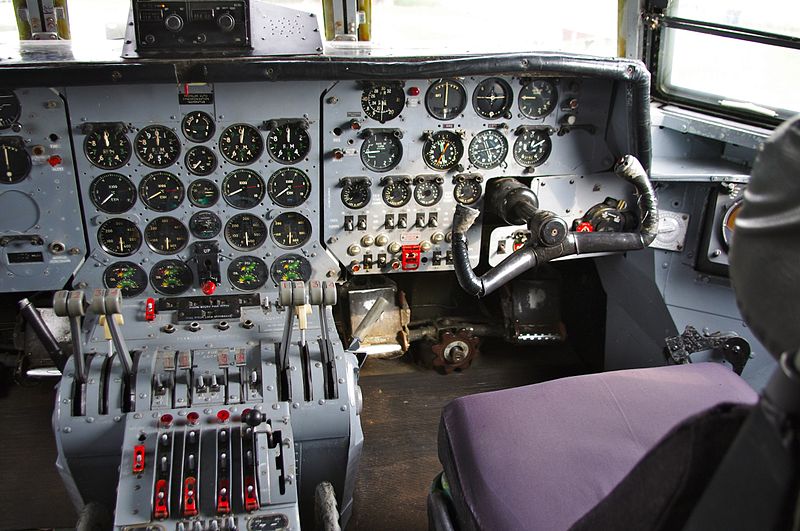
[576,221,594,233]
[202,280,217,295]
[47,155,62,167]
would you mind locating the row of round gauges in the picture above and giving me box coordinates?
[361,78,558,123]
[88,168,311,213]
[340,175,482,209]
[97,212,312,256]
[359,128,551,173]
[83,117,310,170]
[104,254,313,297]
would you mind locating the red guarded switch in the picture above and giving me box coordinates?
[576,221,594,233]
[132,445,146,473]
[144,298,156,321]
[153,479,169,519]
[217,480,231,515]
[183,476,198,517]
[244,475,259,511]
[401,245,422,271]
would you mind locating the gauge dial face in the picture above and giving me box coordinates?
[228,256,268,291]
[270,212,311,249]
[225,213,267,251]
[150,259,193,296]
[473,78,513,119]
[139,171,184,212]
[84,126,131,170]
[414,180,443,207]
[468,129,508,170]
[103,262,148,298]
[222,169,265,209]
[361,84,405,123]
[135,125,181,168]
[513,129,552,167]
[185,146,217,176]
[188,179,219,208]
[423,130,464,171]
[360,132,403,172]
[0,140,31,184]
[90,173,137,214]
[426,79,467,120]
[219,123,263,165]
[341,180,372,209]
[270,254,312,283]
[519,80,558,119]
[722,199,743,248]
[0,90,21,129]
[382,179,412,208]
[98,218,142,257]
[189,211,222,239]
[267,123,311,164]
[268,167,311,208]
[145,216,189,255]
[181,111,215,143]
[454,179,483,206]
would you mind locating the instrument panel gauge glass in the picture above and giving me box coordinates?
[0,140,31,184]
[227,256,268,291]
[90,173,137,214]
[722,199,743,249]
[268,167,311,208]
[185,145,217,176]
[454,179,483,206]
[135,125,181,168]
[267,122,311,164]
[181,111,215,143]
[518,79,558,118]
[513,129,552,167]
[360,131,403,172]
[222,169,265,209]
[414,180,443,207]
[270,212,312,249]
[0,90,21,129]
[468,129,508,170]
[188,179,220,208]
[361,83,405,123]
[189,211,222,239]
[150,259,193,296]
[271,254,312,283]
[84,126,131,170]
[423,130,464,171]
[425,79,467,120]
[145,216,189,254]
[103,261,148,298]
[382,179,412,208]
[219,123,263,165]
[341,179,372,209]
[472,78,513,119]
[98,218,142,257]
[225,213,267,251]
[139,171,184,212]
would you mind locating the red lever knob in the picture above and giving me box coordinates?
[202,280,217,295]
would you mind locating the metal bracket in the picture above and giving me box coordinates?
[665,325,751,375]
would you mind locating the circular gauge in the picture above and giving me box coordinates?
[271,254,312,283]
[268,167,311,208]
[423,130,464,171]
[219,123,263,165]
[382,179,412,208]
[145,217,189,255]
[185,145,217,176]
[722,199,743,248]
[84,126,131,170]
[135,125,181,168]
[189,211,222,239]
[222,169,265,209]
[0,90,21,129]
[98,218,142,257]
[519,79,558,119]
[513,129,552,167]
[454,179,483,206]
[360,131,403,172]
[228,256,268,291]
[225,213,267,251]
[426,79,467,120]
[414,180,443,207]
[473,78,513,119]
[341,179,371,209]
[103,262,148,298]
[361,83,405,123]
[188,179,219,208]
[90,173,136,214]
[270,212,311,249]
[267,122,311,164]
[150,259,193,296]
[468,129,508,170]
[0,140,31,184]
[139,171,184,212]
[181,111,215,143]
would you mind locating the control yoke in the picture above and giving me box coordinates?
[452,155,658,297]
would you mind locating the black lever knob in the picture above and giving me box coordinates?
[242,409,264,427]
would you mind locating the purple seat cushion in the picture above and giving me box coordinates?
[439,363,758,531]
